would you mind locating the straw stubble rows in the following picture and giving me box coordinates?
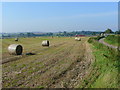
[2,37,94,88]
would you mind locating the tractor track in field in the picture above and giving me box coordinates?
[20,42,77,87]
[2,41,76,87]
[23,41,93,88]
[48,42,93,88]
[2,37,95,88]
[1,42,67,64]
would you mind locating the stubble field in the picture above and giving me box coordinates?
[2,37,95,88]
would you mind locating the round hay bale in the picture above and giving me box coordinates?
[42,40,49,46]
[8,44,23,55]
[75,37,81,41]
[15,38,18,41]
[75,37,78,40]
[77,38,81,41]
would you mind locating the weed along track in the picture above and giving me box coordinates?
[2,37,94,88]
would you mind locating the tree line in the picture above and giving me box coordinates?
[1,29,120,38]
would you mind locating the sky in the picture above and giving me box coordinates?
[2,2,118,33]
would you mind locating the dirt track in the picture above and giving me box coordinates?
[2,37,94,88]
[99,38,120,50]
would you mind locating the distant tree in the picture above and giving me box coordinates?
[46,32,53,36]
[63,31,67,35]
[92,32,96,35]
[104,28,114,33]
[2,34,4,37]
[115,30,120,34]
[27,32,35,37]
[19,33,25,37]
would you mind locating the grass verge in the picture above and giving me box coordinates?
[79,37,119,88]
[104,35,120,47]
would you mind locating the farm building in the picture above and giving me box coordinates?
[75,35,85,37]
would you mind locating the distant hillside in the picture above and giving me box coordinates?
[1,31,102,38]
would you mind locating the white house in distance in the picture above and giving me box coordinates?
[100,32,114,37]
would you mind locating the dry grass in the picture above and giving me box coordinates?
[2,37,94,88]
